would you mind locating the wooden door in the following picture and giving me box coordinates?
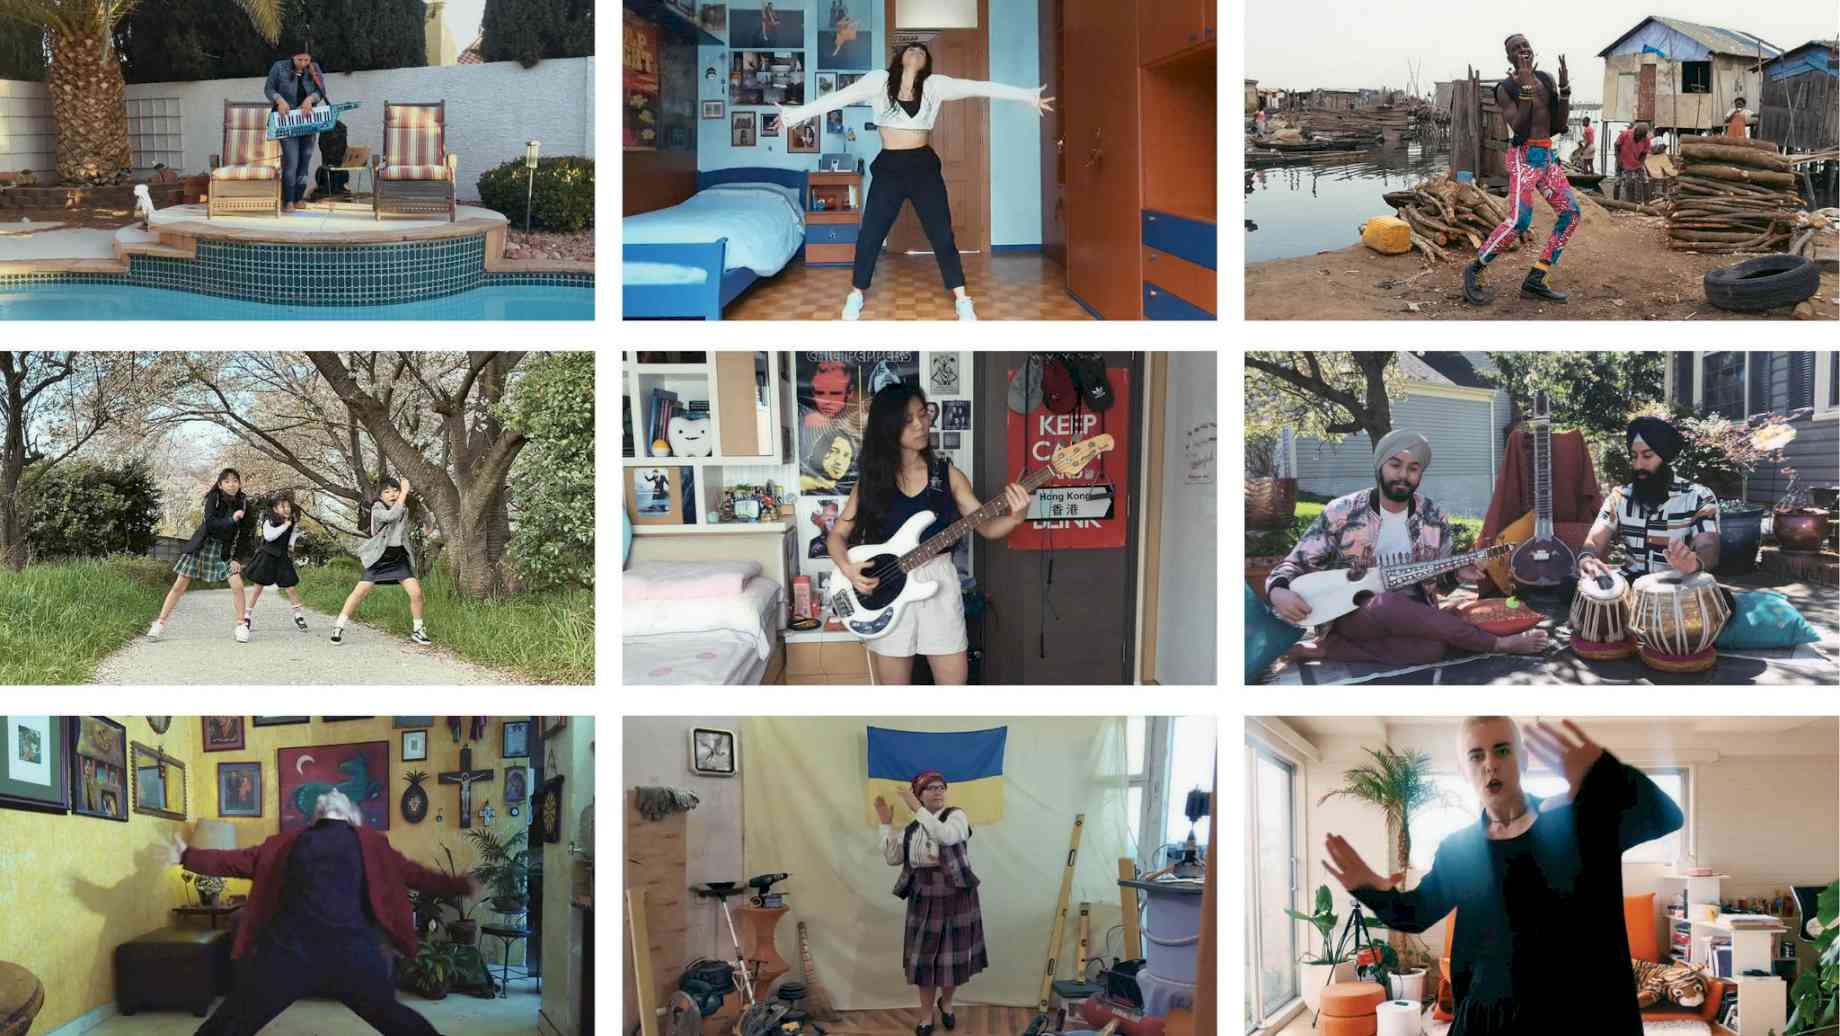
[973,352,1143,686]
[1039,0,1067,270]
[883,0,990,256]
[1064,0,1141,319]
[1138,0,1206,65]
[1638,64,1657,122]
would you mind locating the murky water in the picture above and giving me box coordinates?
[1244,143,1455,263]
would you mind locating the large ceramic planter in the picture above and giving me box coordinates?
[1300,961,1356,1012]
[1774,510,1832,553]
[1389,967,1427,1004]
[1716,507,1765,575]
[446,920,478,946]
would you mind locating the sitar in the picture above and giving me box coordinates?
[1282,542,1513,627]
[827,434,1115,640]
[1507,391,1576,590]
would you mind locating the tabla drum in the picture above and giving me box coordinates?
[1569,570,1636,661]
[1626,570,1732,673]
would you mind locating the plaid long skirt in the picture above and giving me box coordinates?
[902,867,989,988]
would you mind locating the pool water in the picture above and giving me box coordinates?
[0,283,594,320]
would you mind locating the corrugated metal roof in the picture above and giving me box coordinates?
[1597,15,1784,59]
[1763,39,1838,77]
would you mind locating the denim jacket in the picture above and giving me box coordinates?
[264,59,329,108]
[1266,488,1462,600]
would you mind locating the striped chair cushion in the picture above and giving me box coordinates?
[223,128,280,170]
[210,164,279,181]
[225,106,269,130]
[378,162,450,182]
[383,127,445,168]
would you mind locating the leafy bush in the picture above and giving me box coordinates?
[481,0,593,68]
[503,351,594,590]
[477,156,594,233]
[1598,402,1793,500]
[26,460,162,562]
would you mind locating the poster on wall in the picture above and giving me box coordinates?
[1004,367,1131,551]
[622,10,661,150]
[818,0,874,69]
[797,495,845,563]
[277,741,389,834]
[730,50,807,107]
[795,352,919,495]
[729,3,805,48]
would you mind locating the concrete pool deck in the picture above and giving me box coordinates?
[0,202,592,276]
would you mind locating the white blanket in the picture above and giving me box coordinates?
[623,182,806,280]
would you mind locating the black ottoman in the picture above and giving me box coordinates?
[115,925,233,1017]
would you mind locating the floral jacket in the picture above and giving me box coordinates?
[1266,488,1462,601]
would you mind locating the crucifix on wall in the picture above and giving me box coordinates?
[438,746,496,829]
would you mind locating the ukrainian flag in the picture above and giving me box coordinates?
[866,725,1007,827]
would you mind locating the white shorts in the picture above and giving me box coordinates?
[866,555,969,658]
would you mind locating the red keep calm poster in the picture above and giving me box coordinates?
[1004,367,1129,551]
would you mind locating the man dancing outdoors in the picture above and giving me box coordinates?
[1464,34,1580,306]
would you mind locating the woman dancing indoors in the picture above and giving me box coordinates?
[1323,718,1682,1035]
[777,44,1053,321]
[877,770,987,1036]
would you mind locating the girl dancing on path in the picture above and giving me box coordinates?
[330,478,429,646]
[243,494,309,633]
[149,468,252,642]
[777,44,1053,321]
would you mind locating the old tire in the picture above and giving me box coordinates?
[1703,254,1820,312]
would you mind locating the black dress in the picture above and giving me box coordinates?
[245,520,300,588]
[1352,752,1683,1035]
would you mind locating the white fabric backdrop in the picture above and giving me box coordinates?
[742,716,1137,1009]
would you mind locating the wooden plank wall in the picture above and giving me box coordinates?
[623,789,690,1034]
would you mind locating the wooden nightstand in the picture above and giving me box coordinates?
[804,171,863,267]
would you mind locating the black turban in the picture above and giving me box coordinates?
[1627,416,1684,464]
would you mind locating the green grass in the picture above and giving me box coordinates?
[1250,499,1486,557]
[294,560,594,685]
[0,557,170,684]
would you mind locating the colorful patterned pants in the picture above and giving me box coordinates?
[1478,142,1580,268]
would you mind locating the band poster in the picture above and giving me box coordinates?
[1005,367,1130,551]
[796,351,919,496]
[622,10,661,150]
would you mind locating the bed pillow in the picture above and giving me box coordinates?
[1246,585,1303,683]
[1715,590,1820,650]
[701,182,804,216]
[624,560,764,601]
[623,576,781,659]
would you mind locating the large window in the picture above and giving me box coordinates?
[1407,768,1688,870]
[1127,717,1215,869]
[1246,741,1299,1031]
[1703,352,1746,420]
[1682,61,1712,94]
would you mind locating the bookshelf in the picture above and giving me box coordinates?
[1659,873,1792,1034]
[622,351,794,528]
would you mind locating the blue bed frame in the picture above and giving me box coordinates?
[623,167,811,320]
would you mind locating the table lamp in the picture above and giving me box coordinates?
[187,820,237,906]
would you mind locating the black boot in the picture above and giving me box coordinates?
[939,998,956,1030]
[1521,265,1569,302]
[1462,260,1493,305]
[916,1025,935,1036]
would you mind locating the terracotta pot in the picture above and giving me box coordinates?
[446,919,478,946]
[1774,511,1832,553]
[1247,478,1298,529]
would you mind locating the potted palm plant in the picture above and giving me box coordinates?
[1318,745,1445,1000]
[465,824,531,915]
[1286,884,1354,1012]
[433,844,481,945]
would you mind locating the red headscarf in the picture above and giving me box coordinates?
[910,770,946,797]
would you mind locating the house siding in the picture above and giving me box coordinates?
[1599,52,1764,131]
[1292,390,1509,518]
[1747,413,1839,506]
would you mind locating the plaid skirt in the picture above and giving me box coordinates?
[902,867,988,988]
[174,538,231,582]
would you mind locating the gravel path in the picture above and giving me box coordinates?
[93,588,509,685]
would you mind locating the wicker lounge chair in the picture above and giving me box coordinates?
[208,100,281,218]
[373,101,457,221]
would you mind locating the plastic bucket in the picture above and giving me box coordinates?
[1142,888,1203,984]
[1455,171,1475,184]
[1137,970,1197,1016]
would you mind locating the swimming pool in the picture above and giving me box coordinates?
[0,282,594,320]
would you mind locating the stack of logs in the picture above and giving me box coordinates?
[1381,173,1519,262]
[1669,137,1804,252]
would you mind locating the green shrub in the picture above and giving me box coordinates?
[27,460,162,561]
[477,156,594,233]
[503,352,594,590]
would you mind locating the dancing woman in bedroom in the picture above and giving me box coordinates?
[776,43,1053,321]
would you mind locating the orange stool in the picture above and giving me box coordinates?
[1317,1015,1378,1036]
[1321,980,1387,1017]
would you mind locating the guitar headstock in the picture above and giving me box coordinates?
[1531,390,1551,423]
[1050,434,1116,478]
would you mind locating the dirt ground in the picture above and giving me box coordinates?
[1246,191,1840,320]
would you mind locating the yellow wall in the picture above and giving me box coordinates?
[0,715,548,1032]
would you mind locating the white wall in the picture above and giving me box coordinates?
[0,77,54,176]
[1,58,593,194]
[1154,351,1218,685]
[622,717,747,964]
[987,0,1043,247]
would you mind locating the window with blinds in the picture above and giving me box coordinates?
[1673,353,1695,406]
[1702,352,1745,420]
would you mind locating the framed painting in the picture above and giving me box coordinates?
[818,0,873,69]
[699,4,728,37]
[402,730,428,762]
[504,766,531,804]
[729,50,806,107]
[322,717,371,722]
[253,717,308,727]
[218,762,262,818]
[69,716,128,822]
[701,99,725,119]
[730,111,757,148]
[541,716,569,739]
[763,111,782,137]
[788,119,819,154]
[729,4,803,48]
[393,717,434,729]
[502,721,531,759]
[628,466,687,525]
[202,716,244,753]
[277,741,389,833]
[1,716,69,815]
[130,741,186,822]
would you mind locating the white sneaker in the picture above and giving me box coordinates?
[954,297,978,320]
[841,291,865,320]
[234,622,250,643]
[146,621,163,640]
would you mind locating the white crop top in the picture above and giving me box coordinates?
[778,69,1041,133]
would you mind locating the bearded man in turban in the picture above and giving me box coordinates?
[1266,429,1549,665]
[1578,416,1720,582]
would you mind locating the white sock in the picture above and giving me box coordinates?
[414,620,426,632]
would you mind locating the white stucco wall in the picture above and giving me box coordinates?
[0,58,593,196]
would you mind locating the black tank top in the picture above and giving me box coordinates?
[874,458,954,548]
[898,95,922,118]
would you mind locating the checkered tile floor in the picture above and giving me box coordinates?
[723,251,1095,320]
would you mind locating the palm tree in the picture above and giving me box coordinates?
[0,1,281,185]
[1318,745,1447,961]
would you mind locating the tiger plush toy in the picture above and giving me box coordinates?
[1632,958,1710,1009]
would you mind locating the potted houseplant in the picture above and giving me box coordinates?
[1784,880,1837,1035]
[1317,746,1447,962]
[1247,433,1298,530]
[433,844,481,946]
[465,823,531,915]
[1286,884,1354,1012]
[1771,475,1833,554]
[401,937,458,1000]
